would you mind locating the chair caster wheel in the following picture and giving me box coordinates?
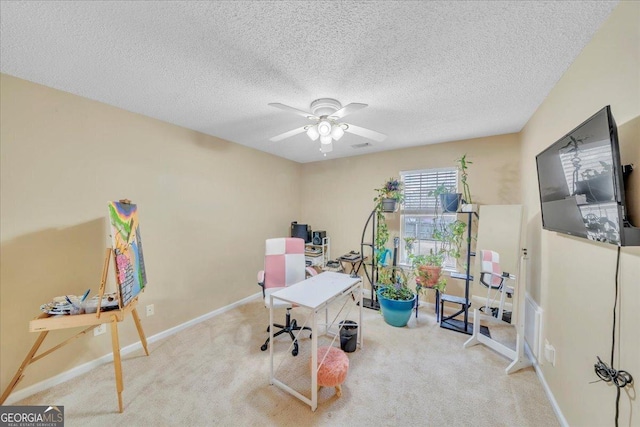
[292,347,298,357]
[261,344,268,351]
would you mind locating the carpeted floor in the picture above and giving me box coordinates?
[14,298,559,426]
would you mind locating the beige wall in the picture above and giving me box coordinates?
[520,2,639,426]
[0,74,302,392]
[300,134,521,300]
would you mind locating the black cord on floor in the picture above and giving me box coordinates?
[593,246,633,427]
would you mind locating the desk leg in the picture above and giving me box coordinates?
[269,297,274,385]
[0,331,49,405]
[311,310,318,412]
[110,317,124,413]
[131,308,149,356]
[358,281,363,349]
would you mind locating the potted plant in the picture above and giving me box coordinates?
[376,266,417,327]
[433,184,461,214]
[433,154,474,213]
[410,251,447,291]
[374,177,404,213]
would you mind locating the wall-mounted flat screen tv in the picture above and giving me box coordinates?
[535,106,639,246]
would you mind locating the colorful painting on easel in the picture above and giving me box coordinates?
[108,201,147,307]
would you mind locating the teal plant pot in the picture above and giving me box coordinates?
[377,288,417,327]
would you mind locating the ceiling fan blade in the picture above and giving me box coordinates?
[268,103,318,120]
[343,123,387,142]
[269,126,308,142]
[328,103,368,120]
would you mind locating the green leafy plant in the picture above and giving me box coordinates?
[373,177,403,264]
[430,183,455,198]
[374,209,389,264]
[419,187,469,273]
[408,252,447,292]
[409,251,443,267]
[403,237,416,255]
[377,266,415,301]
[433,218,467,261]
[456,154,473,204]
[374,177,405,203]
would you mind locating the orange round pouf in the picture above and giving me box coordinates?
[312,346,349,397]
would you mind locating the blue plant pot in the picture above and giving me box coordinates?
[439,193,461,213]
[377,288,417,327]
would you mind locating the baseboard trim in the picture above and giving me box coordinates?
[524,341,568,427]
[145,292,261,345]
[4,292,262,405]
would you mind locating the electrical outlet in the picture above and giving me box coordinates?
[146,304,154,317]
[544,339,556,367]
[94,324,106,336]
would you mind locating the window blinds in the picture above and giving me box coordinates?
[400,168,457,214]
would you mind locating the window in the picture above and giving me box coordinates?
[400,168,458,268]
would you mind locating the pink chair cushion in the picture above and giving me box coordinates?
[481,250,502,287]
[313,346,349,387]
[263,238,306,290]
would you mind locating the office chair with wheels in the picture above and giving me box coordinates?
[258,237,316,356]
[479,250,514,322]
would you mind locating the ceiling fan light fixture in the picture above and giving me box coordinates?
[320,142,333,153]
[267,100,386,158]
[306,125,319,141]
[317,120,332,137]
[331,124,344,141]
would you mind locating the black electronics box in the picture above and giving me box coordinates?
[291,221,312,243]
[312,230,326,245]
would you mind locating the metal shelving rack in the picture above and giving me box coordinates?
[305,237,330,268]
[439,211,489,336]
[360,209,380,310]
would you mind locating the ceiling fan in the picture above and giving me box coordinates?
[268,98,387,154]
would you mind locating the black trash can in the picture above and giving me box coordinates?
[339,320,358,353]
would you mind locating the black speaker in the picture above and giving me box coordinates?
[312,230,326,245]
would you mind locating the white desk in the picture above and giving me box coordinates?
[269,271,362,411]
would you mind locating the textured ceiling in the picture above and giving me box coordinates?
[0,1,618,163]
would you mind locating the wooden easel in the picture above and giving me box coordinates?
[0,247,149,413]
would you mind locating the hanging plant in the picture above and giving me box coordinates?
[456,154,473,204]
[374,177,404,212]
